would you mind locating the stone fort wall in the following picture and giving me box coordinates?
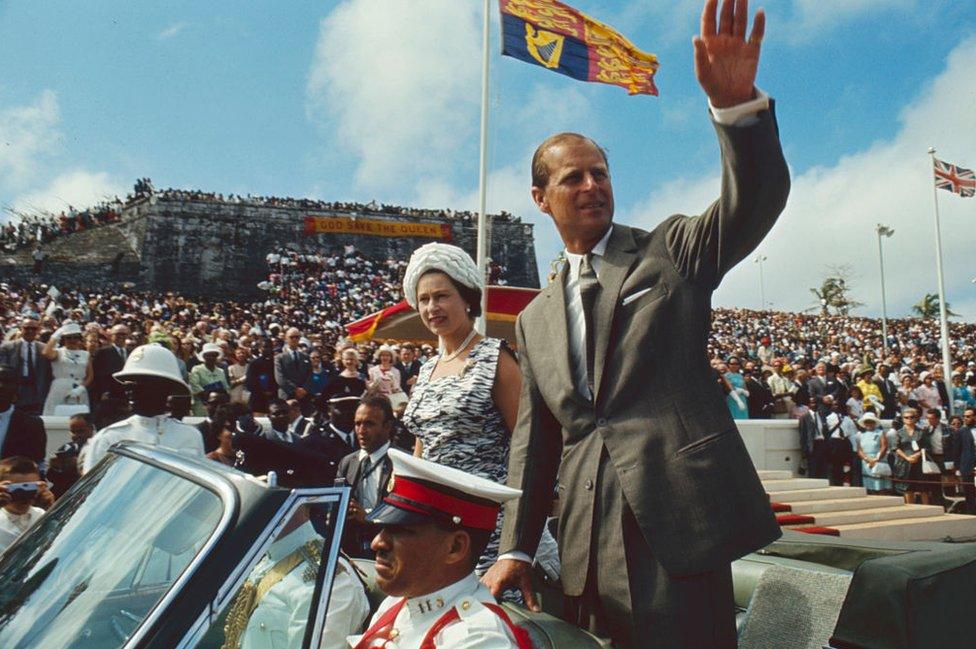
[1,197,539,297]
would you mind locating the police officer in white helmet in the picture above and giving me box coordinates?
[82,344,204,473]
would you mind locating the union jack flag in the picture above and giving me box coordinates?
[933,157,975,197]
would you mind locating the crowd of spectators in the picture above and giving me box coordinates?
[1,201,124,252]
[1,177,521,255]
[706,307,976,419]
[2,241,976,551]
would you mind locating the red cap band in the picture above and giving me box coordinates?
[388,476,500,531]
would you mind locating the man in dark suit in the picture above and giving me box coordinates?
[744,361,773,419]
[807,361,830,415]
[337,394,394,558]
[274,327,311,404]
[798,396,828,478]
[234,399,342,486]
[90,324,130,403]
[393,343,423,395]
[953,408,976,513]
[829,365,851,409]
[196,391,229,453]
[0,318,51,414]
[485,3,789,646]
[0,366,47,466]
[874,364,899,418]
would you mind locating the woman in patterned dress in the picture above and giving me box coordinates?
[400,243,555,588]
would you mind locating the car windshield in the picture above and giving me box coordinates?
[0,454,224,648]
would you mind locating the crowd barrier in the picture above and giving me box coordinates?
[39,416,802,471]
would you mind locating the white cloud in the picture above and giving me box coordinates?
[13,170,127,215]
[787,0,916,40]
[306,0,481,191]
[0,90,61,190]
[627,35,976,320]
[156,22,188,41]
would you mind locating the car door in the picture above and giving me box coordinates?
[182,488,351,649]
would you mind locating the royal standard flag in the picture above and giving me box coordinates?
[499,0,659,96]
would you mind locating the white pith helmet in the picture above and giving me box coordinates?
[113,344,191,394]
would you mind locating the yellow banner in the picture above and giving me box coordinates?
[303,216,451,240]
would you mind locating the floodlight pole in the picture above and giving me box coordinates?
[753,254,767,310]
[875,224,893,356]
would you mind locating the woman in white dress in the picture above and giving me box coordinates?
[41,322,92,415]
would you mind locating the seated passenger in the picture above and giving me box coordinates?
[348,449,531,649]
[223,508,370,649]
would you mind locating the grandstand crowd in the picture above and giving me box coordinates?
[1,178,521,253]
[1,232,976,552]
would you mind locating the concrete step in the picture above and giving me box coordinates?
[785,505,945,527]
[761,478,830,492]
[788,496,905,515]
[767,486,867,502]
[757,470,793,481]
[833,514,976,542]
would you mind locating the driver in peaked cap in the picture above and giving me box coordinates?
[348,449,532,649]
[82,344,205,473]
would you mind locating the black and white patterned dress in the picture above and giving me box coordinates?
[402,338,510,576]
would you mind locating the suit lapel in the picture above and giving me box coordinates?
[377,456,393,500]
[593,226,638,402]
[539,264,575,397]
[350,455,364,488]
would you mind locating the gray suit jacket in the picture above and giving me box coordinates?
[798,410,824,456]
[0,340,51,408]
[274,349,311,400]
[500,108,789,591]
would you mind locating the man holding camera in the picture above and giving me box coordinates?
[0,456,53,552]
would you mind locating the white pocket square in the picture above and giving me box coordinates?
[622,287,654,306]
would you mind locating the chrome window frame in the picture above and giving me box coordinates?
[176,486,350,649]
[97,444,240,649]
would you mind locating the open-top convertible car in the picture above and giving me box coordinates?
[0,444,973,648]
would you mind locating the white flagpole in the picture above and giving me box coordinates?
[474,0,491,335]
[927,147,955,414]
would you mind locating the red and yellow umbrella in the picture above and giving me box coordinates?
[345,286,540,345]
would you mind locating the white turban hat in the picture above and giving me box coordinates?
[403,242,483,309]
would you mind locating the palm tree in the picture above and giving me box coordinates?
[912,293,958,319]
[809,273,863,316]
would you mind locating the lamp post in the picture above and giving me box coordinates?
[753,254,767,310]
[875,224,894,355]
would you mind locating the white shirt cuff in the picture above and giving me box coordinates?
[709,88,770,126]
[498,551,532,564]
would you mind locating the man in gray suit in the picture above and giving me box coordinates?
[484,1,788,646]
[0,318,51,414]
[274,327,311,402]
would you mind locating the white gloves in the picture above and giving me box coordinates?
[68,386,86,400]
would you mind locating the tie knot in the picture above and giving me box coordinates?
[580,253,595,276]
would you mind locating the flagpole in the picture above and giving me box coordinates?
[474,0,491,335]
[928,147,955,414]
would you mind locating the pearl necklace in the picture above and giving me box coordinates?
[439,328,478,363]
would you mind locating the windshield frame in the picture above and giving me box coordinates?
[107,443,240,648]
[176,487,350,649]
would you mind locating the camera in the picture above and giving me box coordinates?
[6,482,38,503]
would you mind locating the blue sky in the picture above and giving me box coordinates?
[2,1,975,319]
